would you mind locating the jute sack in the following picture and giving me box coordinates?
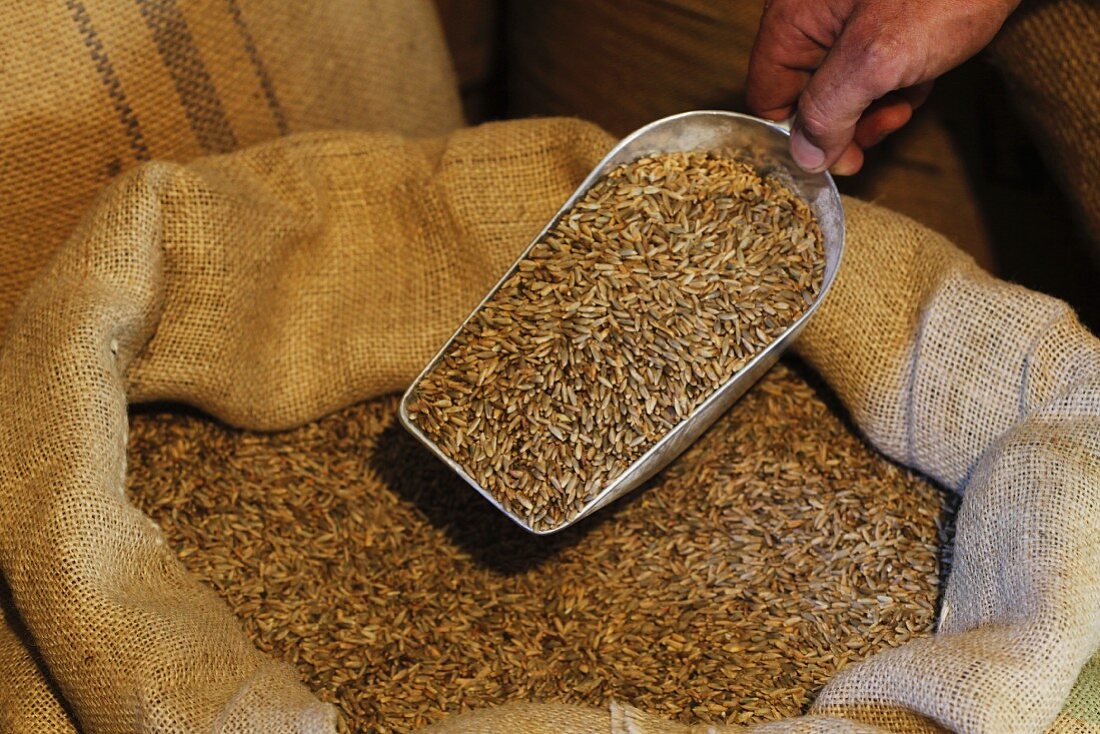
[0,0,462,340]
[0,118,611,733]
[1,117,1098,732]
[989,0,1100,259]
[0,0,460,728]
[415,122,1100,729]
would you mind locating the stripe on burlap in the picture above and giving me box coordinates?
[231,0,462,135]
[0,0,462,345]
[0,5,462,725]
[0,2,160,332]
[174,0,286,144]
[225,0,290,136]
[83,0,204,159]
[134,0,238,154]
[64,0,151,162]
[1048,715,1100,734]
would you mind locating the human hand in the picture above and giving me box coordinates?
[747,0,1021,175]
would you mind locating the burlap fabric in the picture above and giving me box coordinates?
[0,0,462,340]
[2,116,1098,732]
[2,1,1099,732]
[989,0,1100,259]
[0,1,458,729]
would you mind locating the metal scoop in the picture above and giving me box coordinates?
[399,110,845,534]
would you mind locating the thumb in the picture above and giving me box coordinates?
[790,28,911,173]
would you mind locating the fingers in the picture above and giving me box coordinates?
[828,98,911,176]
[899,80,934,110]
[818,80,936,175]
[822,101,918,176]
[792,31,919,172]
[851,95,915,149]
[817,105,906,177]
[747,0,838,121]
[748,2,943,175]
[829,142,864,176]
[751,0,1018,174]
[787,4,932,173]
[859,81,934,145]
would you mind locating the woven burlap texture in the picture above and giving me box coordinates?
[990,0,1100,259]
[0,0,459,729]
[0,0,462,342]
[2,116,1098,733]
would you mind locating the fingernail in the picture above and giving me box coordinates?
[830,158,860,176]
[790,128,826,173]
[869,127,893,147]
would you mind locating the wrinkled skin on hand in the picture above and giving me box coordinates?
[747,0,1020,175]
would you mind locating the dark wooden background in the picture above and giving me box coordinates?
[432,0,1098,330]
